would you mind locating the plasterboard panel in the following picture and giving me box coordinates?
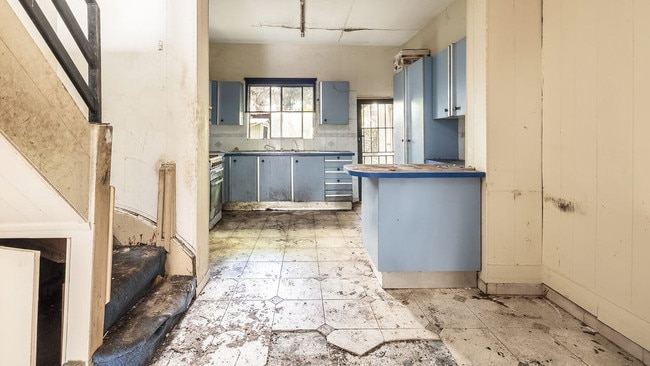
[307,0,353,29]
[209,0,455,45]
[346,0,454,29]
[339,29,418,46]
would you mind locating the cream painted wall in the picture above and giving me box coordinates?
[465,0,543,287]
[210,43,396,98]
[541,0,650,351]
[401,0,466,55]
[102,1,209,275]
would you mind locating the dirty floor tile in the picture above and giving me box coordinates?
[152,209,645,366]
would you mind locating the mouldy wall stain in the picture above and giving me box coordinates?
[544,196,575,213]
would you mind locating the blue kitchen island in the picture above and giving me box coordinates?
[345,164,485,288]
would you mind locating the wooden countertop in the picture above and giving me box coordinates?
[344,164,485,178]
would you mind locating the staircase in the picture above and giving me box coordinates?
[92,245,195,366]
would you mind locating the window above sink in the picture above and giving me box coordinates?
[245,78,316,140]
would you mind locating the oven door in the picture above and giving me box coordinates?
[209,165,224,228]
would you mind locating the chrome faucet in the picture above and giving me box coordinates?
[292,139,299,151]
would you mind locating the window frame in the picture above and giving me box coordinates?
[244,78,317,139]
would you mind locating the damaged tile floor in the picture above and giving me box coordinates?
[151,209,644,366]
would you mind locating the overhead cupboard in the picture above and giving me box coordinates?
[209,81,244,125]
[393,37,466,164]
[209,80,350,126]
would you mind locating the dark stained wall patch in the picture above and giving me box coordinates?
[544,196,576,213]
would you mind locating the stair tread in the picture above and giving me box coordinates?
[93,275,196,366]
[104,245,167,333]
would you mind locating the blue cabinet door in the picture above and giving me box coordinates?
[406,57,434,164]
[452,37,466,116]
[293,156,325,202]
[259,156,291,201]
[432,48,451,119]
[320,81,349,125]
[209,81,218,125]
[393,70,406,164]
[217,81,243,125]
[228,156,257,202]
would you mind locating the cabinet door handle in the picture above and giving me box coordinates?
[444,108,449,112]
[233,159,237,163]
[220,119,224,122]
[295,160,299,163]
[261,159,265,163]
[454,106,461,111]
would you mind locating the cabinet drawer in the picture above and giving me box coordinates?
[325,182,352,192]
[325,177,352,185]
[325,191,353,202]
[324,156,354,163]
[324,170,346,178]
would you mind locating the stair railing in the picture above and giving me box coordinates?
[18,0,101,123]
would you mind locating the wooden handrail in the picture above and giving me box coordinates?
[18,0,101,123]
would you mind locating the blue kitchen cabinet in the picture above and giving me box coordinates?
[406,57,434,164]
[228,155,257,202]
[452,37,467,117]
[432,37,466,119]
[293,156,325,202]
[432,48,450,119]
[259,156,291,201]
[320,81,349,125]
[324,155,354,202]
[210,81,243,125]
[393,70,407,164]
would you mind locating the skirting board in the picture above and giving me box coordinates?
[544,285,650,365]
[477,278,544,296]
[377,271,477,289]
[477,280,649,365]
[224,201,352,211]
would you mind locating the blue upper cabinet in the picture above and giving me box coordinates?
[431,37,466,119]
[432,47,451,119]
[320,81,349,125]
[210,81,243,125]
[452,37,466,117]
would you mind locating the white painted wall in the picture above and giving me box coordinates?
[101,0,209,270]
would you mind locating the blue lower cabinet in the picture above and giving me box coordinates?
[293,156,325,202]
[228,156,258,202]
[259,156,291,201]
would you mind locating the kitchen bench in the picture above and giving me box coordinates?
[345,164,485,288]
[222,151,355,210]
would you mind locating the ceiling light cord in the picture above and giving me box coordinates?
[300,0,305,37]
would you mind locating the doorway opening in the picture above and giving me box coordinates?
[0,238,67,365]
[357,99,394,164]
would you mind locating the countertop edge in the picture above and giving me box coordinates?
[221,151,355,157]
[344,165,486,179]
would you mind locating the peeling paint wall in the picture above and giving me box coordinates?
[101,0,209,281]
[541,0,650,351]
